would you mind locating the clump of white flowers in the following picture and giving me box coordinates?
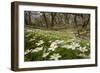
[78,46,88,53]
[25,35,90,61]
[61,40,80,50]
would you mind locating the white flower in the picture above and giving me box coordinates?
[61,45,73,50]
[36,47,43,50]
[49,40,52,43]
[69,45,76,50]
[66,42,80,50]
[24,49,31,55]
[55,40,64,44]
[75,43,80,47]
[50,53,61,60]
[48,47,55,51]
[36,40,44,46]
[78,47,88,52]
[31,47,43,53]
[50,42,58,49]
[87,43,90,46]
[61,45,68,48]
[42,52,49,58]
[78,53,88,58]
[71,42,80,47]
[64,44,75,50]
[29,38,35,42]
[78,53,85,57]
[31,49,38,52]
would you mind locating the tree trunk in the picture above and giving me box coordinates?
[42,13,49,28]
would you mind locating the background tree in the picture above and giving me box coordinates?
[24,11,90,39]
[24,11,32,25]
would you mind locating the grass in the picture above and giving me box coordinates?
[31,29,74,40]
